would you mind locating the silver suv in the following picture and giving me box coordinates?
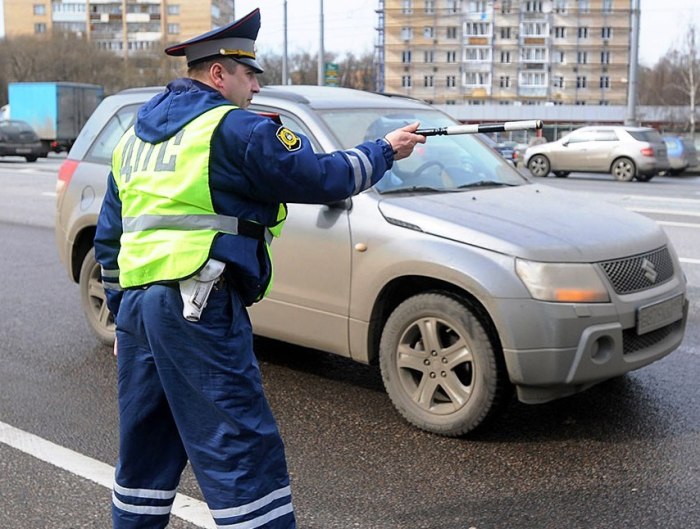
[56,86,688,436]
[525,125,671,181]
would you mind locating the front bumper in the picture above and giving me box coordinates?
[494,290,688,404]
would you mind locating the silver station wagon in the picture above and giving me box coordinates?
[55,85,688,436]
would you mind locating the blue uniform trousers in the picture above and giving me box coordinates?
[112,282,296,529]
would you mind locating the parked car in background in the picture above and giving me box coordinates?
[663,135,699,176]
[56,86,687,436]
[0,119,45,162]
[479,133,516,164]
[524,125,670,181]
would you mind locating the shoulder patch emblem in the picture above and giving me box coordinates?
[276,127,301,152]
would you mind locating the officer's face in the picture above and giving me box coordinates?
[220,61,260,108]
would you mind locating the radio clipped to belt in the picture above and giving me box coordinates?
[179,259,226,322]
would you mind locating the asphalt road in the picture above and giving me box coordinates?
[0,160,698,528]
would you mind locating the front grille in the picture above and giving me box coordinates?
[622,319,683,355]
[599,247,674,294]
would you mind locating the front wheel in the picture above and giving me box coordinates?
[379,292,509,436]
[528,154,551,177]
[611,157,636,181]
[79,247,116,345]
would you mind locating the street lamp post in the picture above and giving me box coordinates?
[318,0,324,86]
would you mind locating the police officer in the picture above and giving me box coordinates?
[95,7,425,529]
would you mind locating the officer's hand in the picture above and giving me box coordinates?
[384,122,426,161]
[113,336,118,357]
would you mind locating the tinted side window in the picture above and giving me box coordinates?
[84,104,140,164]
[567,131,595,143]
[594,130,618,141]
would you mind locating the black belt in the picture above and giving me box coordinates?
[237,219,267,241]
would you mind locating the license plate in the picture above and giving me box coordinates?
[637,294,685,335]
[15,148,31,154]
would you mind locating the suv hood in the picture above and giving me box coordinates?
[377,184,667,262]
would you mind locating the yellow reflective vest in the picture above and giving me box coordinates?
[112,105,286,293]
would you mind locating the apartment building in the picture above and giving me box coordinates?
[378,0,632,105]
[2,0,234,57]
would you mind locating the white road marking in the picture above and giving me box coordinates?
[0,420,214,528]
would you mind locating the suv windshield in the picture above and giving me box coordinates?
[317,108,526,193]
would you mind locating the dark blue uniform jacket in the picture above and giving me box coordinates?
[94,78,395,313]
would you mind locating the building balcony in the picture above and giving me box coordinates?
[464,35,492,46]
[518,86,548,97]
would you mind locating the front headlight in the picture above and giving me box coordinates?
[515,259,610,303]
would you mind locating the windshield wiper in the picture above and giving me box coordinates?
[380,185,450,195]
[456,181,517,189]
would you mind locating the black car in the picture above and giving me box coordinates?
[0,120,45,162]
[479,133,516,163]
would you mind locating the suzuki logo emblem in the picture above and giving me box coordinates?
[641,258,658,283]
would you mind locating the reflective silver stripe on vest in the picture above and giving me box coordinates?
[345,148,373,193]
[101,267,123,291]
[122,214,273,244]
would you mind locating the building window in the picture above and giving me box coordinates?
[34,23,47,33]
[424,75,434,87]
[465,22,490,36]
[425,0,435,14]
[520,72,546,86]
[575,100,587,105]
[446,75,456,87]
[168,23,179,34]
[33,4,46,15]
[447,0,459,13]
[525,1,543,12]
[601,51,611,64]
[424,50,434,62]
[523,22,547,36]
[447,26,458,39]
[599,100,610,106]
[578,0,590,13]
[446,100,457,105]
[446,50,457,62]
[553,76,565,88]
[577,51,588,64]
[578,27,588,39]
[501,0,513,14]
[602,27,612,39]
[500,76,511,88]
[556,50,566,63]
[500,51,511,63]
[602,0,613,13]
[468,1,488,12]
[402,0,413,14]
[401,27,413,40]
[576,76,587,88]
[554,27,566,38]
[464,72,490,86]
[501,27,512,39]
[167,4,180,15]
[465,47,491,61]
[600,76,610,89]
[521,47,547,62]
[424,26,435,38]
[402,50,412,63]
[402,75,412,87]
[553,0,567,13]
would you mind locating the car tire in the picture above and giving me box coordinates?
[553,171,570,178]
[611,157,636,181]
[79,247,116,346]
[379,292,508,436]
[635,173,655,182]
[528,154,551,177]
[25,155,38,162]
